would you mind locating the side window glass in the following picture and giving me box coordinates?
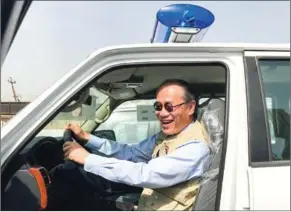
[258,59,290,161]
[96,100,160,144]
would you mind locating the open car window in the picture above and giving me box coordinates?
[0,46,237,211]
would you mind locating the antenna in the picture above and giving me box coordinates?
[8,77,20,102]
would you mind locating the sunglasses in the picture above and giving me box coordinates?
[153,101,187,112]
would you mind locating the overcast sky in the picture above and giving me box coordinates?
[1,1,290,101]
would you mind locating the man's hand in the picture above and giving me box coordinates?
[65,123,90,142]
[63,141,90,165]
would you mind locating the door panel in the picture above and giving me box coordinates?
[244,51,290,211]
[249,166,290,210]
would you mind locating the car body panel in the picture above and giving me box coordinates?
[248,166,290,210]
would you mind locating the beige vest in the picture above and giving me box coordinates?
[137,121,210,211]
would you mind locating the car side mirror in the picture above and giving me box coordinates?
[93,130,116,141]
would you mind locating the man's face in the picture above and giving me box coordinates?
[155,84,195,135]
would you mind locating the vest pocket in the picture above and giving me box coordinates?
[137,189,180,210]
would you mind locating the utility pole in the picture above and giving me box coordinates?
[8,77,20,102]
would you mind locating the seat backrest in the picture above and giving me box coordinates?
[198,98,225,153]
[193,98,225,211]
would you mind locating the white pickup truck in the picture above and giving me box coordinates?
[1,43,290,211]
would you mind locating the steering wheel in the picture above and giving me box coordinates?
[62,130,109,194]
[61,129,74,164]
[29,137,64,171]
[62,129,92,155]
[63,129,74,143]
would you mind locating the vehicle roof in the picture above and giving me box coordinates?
[87,43,290,59]
[183,42,290,51]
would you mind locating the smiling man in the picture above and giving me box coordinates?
[48,79,211,211]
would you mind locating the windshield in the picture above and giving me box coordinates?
[36,86,108,137]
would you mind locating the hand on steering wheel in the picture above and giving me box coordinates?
[64,123,90,144]
[62,129,90,163]
[62,127,92,163]
[63,129,74,143]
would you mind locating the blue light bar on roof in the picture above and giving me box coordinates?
[151,4,215,43]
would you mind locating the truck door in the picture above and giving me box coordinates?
[244,50,290,210]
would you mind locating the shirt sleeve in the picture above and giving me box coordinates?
[83,140,210,189]
[84,134,157,162]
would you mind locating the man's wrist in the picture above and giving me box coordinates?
[83,133,90,144]
[81,152,91,165]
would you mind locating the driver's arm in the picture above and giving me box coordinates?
[84,134,157,163]
[83,140,210,189]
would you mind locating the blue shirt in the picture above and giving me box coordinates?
[84,124,210,189]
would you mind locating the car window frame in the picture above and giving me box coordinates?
[244,53,290,167]
[192,62,230,211]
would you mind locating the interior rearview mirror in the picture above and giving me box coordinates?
[84,96,92,106]
[62,88,90,112]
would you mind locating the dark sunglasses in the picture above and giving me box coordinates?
[153,101,187,112]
